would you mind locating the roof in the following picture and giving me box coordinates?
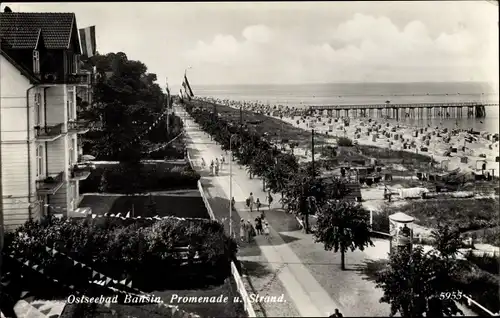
[0,12,76,49]
[0,27,42,49]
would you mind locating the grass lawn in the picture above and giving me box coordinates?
[190,100,327,148]
[378,198,499,233]
[79,191,209,219]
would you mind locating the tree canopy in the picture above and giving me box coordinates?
[79,52,169,161]
[375,225,468,318]
[314,200,373,270]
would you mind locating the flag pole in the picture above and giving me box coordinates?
[166,77,170,135]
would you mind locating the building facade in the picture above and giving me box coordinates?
[0,12,93,230]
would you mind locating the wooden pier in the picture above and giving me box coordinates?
[308,102,498,119]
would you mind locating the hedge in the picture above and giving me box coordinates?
[80,162,200,193]
[3,217,237,292]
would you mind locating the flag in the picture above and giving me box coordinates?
[182,82,192,101]
[79,26,97,58]
[183,74,194,97]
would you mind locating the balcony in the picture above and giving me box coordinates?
[41,71,93,86]
[68,120,91,134]
[36,172,65,195]
[66,72,93,86]
[35,124,64,142]
[69,163,92,181]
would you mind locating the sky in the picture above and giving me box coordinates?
[1,1,499,89]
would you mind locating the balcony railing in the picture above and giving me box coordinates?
[35,123,64,141]
[68,120,91,134]
[66,72,92,86]
[41,71,93,86]
[69,164,92,181]
[36,171,65,195]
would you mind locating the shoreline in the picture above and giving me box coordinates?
[216,101,499,176]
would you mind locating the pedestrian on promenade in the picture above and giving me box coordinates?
[260,211,265,222]
[248,192,255,212]
[329,309,343,317]
[231,197,235,211]
[215,163,219,176]
[220,154,225,167]
[267,192,273,209]
[210,160,214,175]
[255,216,263,235]
[263,221,270,238]
[240,218,246,242]
[256,198,261,212]
[246,220,254,242]
[201,158,206,168]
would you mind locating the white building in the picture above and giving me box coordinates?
[0,12,93,231]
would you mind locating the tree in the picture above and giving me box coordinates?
[314,200,373,270]
[375,245,464,318]
[431,223,462,259]
[81,52,166,161]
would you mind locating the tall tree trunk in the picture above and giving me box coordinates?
[262,179,266,191]
[341,250,346,270]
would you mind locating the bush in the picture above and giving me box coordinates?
[3,217,237,292]
[80,163,200,193]
[382,199,499,232]
[464,251,500,275]
[337,137,353,147]
[456,263,500,313]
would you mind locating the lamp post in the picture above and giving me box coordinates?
[229,134,238,238]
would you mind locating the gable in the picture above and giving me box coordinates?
[0,53,36,87]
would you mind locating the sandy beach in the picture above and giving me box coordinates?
[215,100,499,177]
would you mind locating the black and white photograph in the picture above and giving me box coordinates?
[0,1,498,317]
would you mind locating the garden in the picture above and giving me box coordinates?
[1,216,243,317]
[80,162,200,194]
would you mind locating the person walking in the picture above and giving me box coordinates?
[248,192,254,212]
[239,218,246,243]
[329,308,343,317]
[246,220,254,242]
[267,192,273,209]
[230,197,235,211]
[256,198,261,212]
[201,158,206,169]
[263,220,270,238]
[210,160,214,176]
[255,216,263,235]
[215,162,219,176]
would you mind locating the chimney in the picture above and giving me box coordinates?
[4,6,12,12]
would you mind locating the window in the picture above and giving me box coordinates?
[68,137,76,166]
[33,50,40,74]
[73,54,80,74]
[34,92,42,125]
[36,145,44,178]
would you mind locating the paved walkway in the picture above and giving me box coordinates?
[179,106,395,317]
[179,106,343,317]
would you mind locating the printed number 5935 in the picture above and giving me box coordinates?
[439,291,463,300]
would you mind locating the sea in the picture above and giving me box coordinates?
[193,82,500,134]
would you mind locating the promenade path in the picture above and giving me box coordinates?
[177,105,392,317]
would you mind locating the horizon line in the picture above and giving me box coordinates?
[173,80,496,87]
